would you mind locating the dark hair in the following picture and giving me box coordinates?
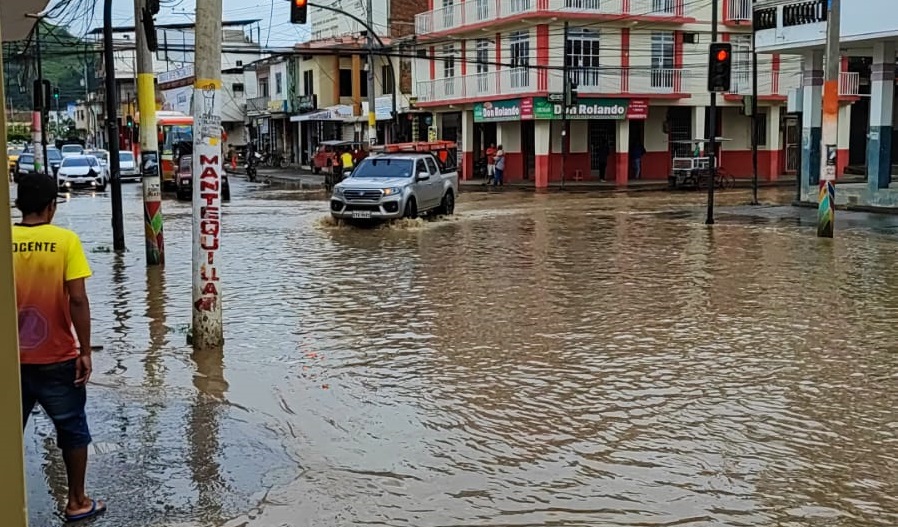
[15,174,57,216]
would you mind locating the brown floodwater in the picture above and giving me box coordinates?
[18,181,898,526]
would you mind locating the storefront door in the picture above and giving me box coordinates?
[521,120,535,180]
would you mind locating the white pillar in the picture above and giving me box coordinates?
[767,104,782,179]
[693,105,706,146]
[868,41,895,191]
[801,50,823,198]
[615,119,630,185]
[461,110,475,180]
[535,120,551,188]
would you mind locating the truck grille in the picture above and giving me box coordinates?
[343,189,382,201]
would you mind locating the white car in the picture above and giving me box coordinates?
[60,144,85,158]
[57,155,107,191]
[118,151,141,182]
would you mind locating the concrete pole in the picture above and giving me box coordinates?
[817,0,839,238]
[103,0,126,251]
[366,0,377,145]
[705,0,719,225]
[0,21,30,526]
[191,0,224,349]
[135,0,164,265]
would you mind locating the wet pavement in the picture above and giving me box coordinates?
[15,181,898,526]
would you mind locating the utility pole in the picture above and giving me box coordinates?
[561,21,570,190]
[705,0,719,225]
[103,0,126,251]
[750,6,759,206]
[192,0,224,349]
[817,0,840,238]
[33,20,50,177]
[0,21,30,524]
[135,0,164,265]
[366,0,377,145]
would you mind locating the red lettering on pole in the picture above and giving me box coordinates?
[201,192,218,207]
[201,167,217,180]
[199,155,220,167]
[202,206,220,219]
[201,235,219,251]
[200,179,220,191]
[201,220,220,236]
[201,266,220,281]
[207,251,215,265]
[202,282,219,295]
[194,297,214,311]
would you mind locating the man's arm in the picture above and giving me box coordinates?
[66,278,92,385]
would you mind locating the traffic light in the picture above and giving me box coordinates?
[53,87,59,100]
[126,116,134,128]
[707,42,732,92]
[290,0,308,24]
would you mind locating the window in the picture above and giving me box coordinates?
[236,60,243,67]
[259,78,269,97]
[338,69,367,97]
[509,31,530,89]
[565,0,601,8]
[303,70,314,96]
[475,0,490,20]
[443,44,456,96]
[510,0,531,13]
[475,39,490,92]
[731,34,751,92]
[650,31,674,89]
[566,28,601,87]
[442,0,455,28]
[275,72,283,95]
[756,112,768,147]
[232,83,245,93]
[381,65,394,95]
[425,157,439,174]
[416,159,427,174]
[652,0,674,13]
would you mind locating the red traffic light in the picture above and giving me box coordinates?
[294,0,306,5]
[716,49,729,61]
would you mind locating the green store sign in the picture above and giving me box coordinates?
[473,99,529,122]
[532,97,632,120]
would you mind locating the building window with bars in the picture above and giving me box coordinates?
[566,28,601,88]
[475,39,491,93]
[509,30,531,89]
[650,31,675,89]
[443,44,456,96]
[381,65,394,95]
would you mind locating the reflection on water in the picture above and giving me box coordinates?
[21,183,898,526]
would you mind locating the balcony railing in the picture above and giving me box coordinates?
[247,96,270,113]
[725,0,751,22]
[415,0,685,35]
[729,70,785,96]
[797,71,860,97]
[415,67,686,103]
[782,0,826,27]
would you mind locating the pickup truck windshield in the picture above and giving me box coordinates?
[352,158,414,178]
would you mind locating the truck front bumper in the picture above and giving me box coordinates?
[330,197,404,220]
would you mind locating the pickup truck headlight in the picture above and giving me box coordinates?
[332,186,344,198]
[382,186,403,196]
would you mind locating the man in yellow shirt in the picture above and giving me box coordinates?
[12,174,106,522]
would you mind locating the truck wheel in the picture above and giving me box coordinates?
[403,198,418,219]
[438,190,455,216]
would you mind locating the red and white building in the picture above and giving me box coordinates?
[411,0,859,187]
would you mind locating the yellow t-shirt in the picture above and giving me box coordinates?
[341,152,354,168]
[12,224,92,365]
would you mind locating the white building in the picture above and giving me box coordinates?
[755,0,894,207]
[410,0,829,186]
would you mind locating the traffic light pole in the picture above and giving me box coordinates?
[751,17,759,206]
[103,0,126,251]
[706,0,719,225]
[817,0,840,238]
[561,21,570,190]
[135,0,165,265]
[34,21,50,177]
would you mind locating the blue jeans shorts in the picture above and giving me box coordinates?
[21,359,92,450]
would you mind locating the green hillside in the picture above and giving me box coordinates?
[2,21,98,111]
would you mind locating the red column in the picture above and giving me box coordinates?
[621,28,630,93]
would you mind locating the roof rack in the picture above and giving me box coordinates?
[370,141,457,153]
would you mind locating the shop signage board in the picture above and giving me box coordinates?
[531,98,649,120]
[473,99,532,122]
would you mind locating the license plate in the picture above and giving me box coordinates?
[351,210,372,219]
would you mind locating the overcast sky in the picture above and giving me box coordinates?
[58,0,311,47]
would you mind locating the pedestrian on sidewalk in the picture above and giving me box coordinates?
[12,174,106,523]
[596,138,610,182]
[485,143,497,185]
[227,144,237,172]
[630,142,646,180]
[494,145,506,187]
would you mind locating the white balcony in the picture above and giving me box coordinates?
[755,0,898,53]
[795,71,860,97]
[730,70,785,97]
[415,67,687,103]
[725,0,751,22]
[415,0,686,36]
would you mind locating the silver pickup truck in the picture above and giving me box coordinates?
[330,153,459,220]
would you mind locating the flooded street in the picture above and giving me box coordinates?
[18,181,898,526]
